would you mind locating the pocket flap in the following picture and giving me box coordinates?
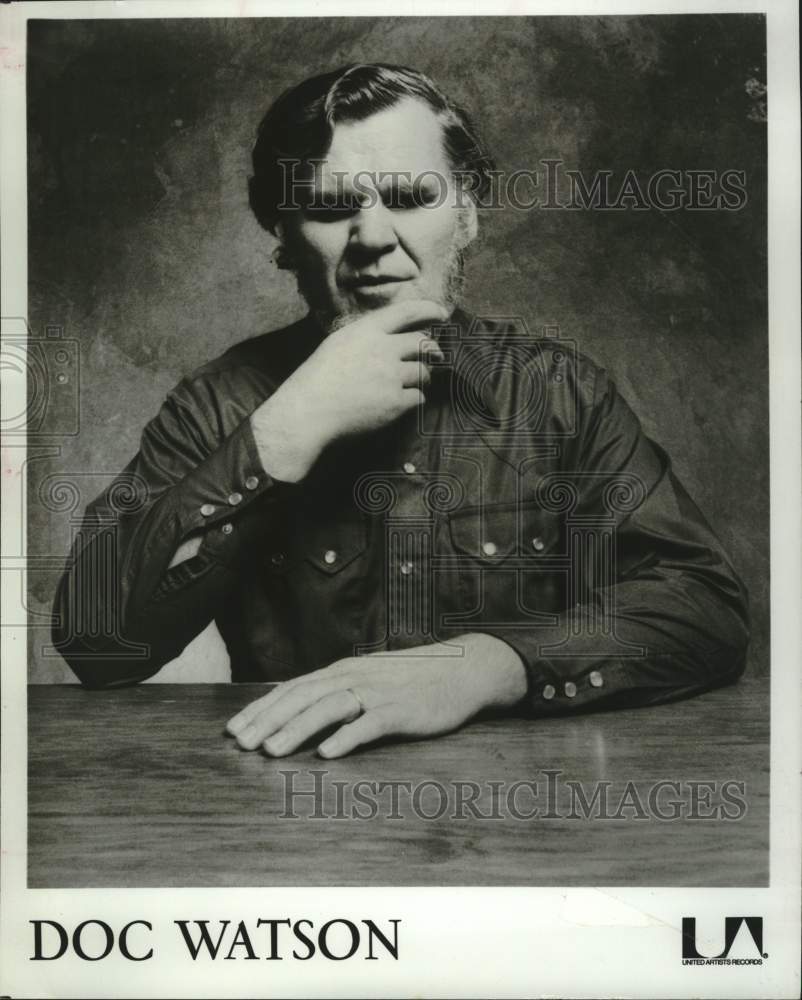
[448,501,561,561]
[301,510,370,575]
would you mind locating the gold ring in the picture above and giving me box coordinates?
[346,688,365,719]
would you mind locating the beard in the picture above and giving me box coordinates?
[290,229,468,337]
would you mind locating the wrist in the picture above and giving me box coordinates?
[461,633,528,709]
[251,391,326,483]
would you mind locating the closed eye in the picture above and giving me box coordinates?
[383,184,442,210]
[302,198,360,222]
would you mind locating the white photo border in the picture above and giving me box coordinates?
[1,1,799,997]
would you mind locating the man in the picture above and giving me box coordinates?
[53,63,749,760]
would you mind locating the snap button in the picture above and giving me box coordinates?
[200,503,215,517]
[564,681,577,698]
[482,541,498,556]
[271,552,286,567]
[542,684,556,700]
[400,561,414,576]
[403,461,416,475]
[245,476,259,490]
[324,549,338,565]
[531,537,545,552]
[221,523,233,535]
[589,670,604,688]
[227,492,243,506]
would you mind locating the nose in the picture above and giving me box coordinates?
[348,201,398,256]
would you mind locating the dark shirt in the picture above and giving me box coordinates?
[52,309,749,714]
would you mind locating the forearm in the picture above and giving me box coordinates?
[484,573,749,715]
[52,490,261,687]
[53,535,237,688]
[53,394,289,687]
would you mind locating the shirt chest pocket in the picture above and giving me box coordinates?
[445,501,568,615]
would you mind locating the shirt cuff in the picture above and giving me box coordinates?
[477,614,641,715]
[166,414,285,535]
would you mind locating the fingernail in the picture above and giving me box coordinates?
[227,716,247,735]
[239,724,266,747]
[264,734,288,756]
[317,739,337,758]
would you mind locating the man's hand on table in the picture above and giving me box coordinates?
[225,633,528,758]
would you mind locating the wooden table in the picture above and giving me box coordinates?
[27,681,769,887]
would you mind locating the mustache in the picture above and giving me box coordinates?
[298,245,466,337]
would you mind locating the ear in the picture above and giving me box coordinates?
[456,198,478,249]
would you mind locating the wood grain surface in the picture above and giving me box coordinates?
[27,681,769,887]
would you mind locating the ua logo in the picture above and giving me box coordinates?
[682,917,767,959]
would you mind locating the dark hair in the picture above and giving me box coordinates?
[248,63,496,234]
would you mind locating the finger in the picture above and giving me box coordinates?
[400,387,426,409]
[263,689,364,757]
[394,332,445,363]
[225,659,355,735]
[317,707,397,759]
[418,338,444,362]
[226,683,292,735]
[375,299,450,334]
[400,361,431,388]
[231,677,352,749]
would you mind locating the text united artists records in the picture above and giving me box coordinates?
[0,1,800,999]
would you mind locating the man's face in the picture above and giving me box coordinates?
[280,97,476,331]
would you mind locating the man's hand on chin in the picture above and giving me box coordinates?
[225,634,527,759]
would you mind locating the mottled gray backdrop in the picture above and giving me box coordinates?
[26,15,767,682]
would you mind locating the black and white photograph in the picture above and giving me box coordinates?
[1,1,799,997]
